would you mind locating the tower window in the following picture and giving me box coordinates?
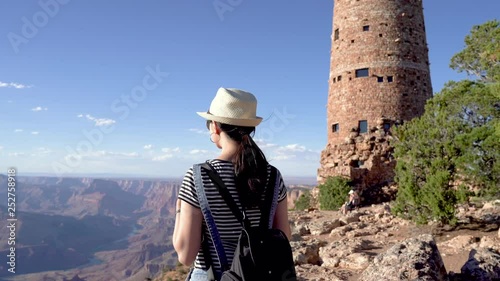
[358,120,368,133]
[334,28,339,40]
[337,75,342,82]
[383,122,391,132]
[377,76,384,83]
[387,76,393,82]
[332,123,339,133]
[355,68,369,78]
[333,77,336,83]
[363,25,370,31]
[379,33,383,37]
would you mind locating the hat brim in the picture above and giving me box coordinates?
[197,112,262,127]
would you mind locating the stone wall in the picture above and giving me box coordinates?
[317,118,397,204]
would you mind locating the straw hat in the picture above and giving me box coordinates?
[197,87,263,127]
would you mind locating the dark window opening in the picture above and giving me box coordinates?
[387,76,393,82]
[332,123,339,133]
[351,39,355,43]
[377,76,384,83]
[333,77,336,83]
[379,33,383,37]
[363,25,370,31]
[417,76,421,80]
[403,93,408,97]
[334,162,339,167]
[338,75,342,82]
[424,82,427,86]
[355,68,369,78]
[334,28,339,40]
[383,122,391,132]
[358,120,368,133]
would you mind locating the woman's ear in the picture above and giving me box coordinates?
[213,122,221,134]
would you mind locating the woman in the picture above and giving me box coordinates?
[172,87,292,281]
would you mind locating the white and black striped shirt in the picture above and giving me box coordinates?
[178,159,287,271]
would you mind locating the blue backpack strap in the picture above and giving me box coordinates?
[268,167,281,228]
[193,163,228,279]
[266,166,280,228]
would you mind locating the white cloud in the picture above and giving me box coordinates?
[276,144,306,153]
[144,144,153,150]
[31,106,48,112]
[188,128,209,135]
[79,114,116,127]
[268,143,320,164]
[0,146,3,150]
[189,149,209,155]
[14,129,23,133]
[66,150,141,161]
[152,154,174,161]
[161,147,180,153]
[0,81,32,89]
[273,154,296,161]
[36,147,52,155]
[254,138,278,149]
[152,147,181,161]
[31,131,39,135]
[9,152,25,157]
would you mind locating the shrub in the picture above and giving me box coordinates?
[318,176,352,210]
[294,190,311,210]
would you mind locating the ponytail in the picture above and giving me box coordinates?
[216,122,268,208]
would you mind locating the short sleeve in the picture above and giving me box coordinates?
[275,168,288,202]
[177,166,201,209]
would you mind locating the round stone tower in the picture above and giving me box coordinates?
[317,0,433,201]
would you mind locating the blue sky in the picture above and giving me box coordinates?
[0,0,498,180]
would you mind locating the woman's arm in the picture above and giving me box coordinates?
[172,199,203,266]
[273,199,292,240]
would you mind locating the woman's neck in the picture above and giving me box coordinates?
[217,139,239,162]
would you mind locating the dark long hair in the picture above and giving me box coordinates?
[212,121,269,208]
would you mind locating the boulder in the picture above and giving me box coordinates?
[460,248,500,281]
[358,234,448,281]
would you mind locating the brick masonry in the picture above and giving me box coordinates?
[318,0,433,199]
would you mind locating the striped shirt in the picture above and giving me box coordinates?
[178,159,287,272]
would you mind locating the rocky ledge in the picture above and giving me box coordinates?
[289,201,500,281]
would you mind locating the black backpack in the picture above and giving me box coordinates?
[193,162,297,281]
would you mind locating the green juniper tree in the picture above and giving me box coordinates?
[392,20,500,225]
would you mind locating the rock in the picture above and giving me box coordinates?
[461,248,500,281]
[309,219,342,235]
[358,234,448,281]
[479,236,500,254]
[290,238,326,266]
[340,212,362,225]
[319,238,378,270]
[438,235,478,252]
[294,222,310,236]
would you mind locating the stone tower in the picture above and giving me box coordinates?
[317,0,433,201]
